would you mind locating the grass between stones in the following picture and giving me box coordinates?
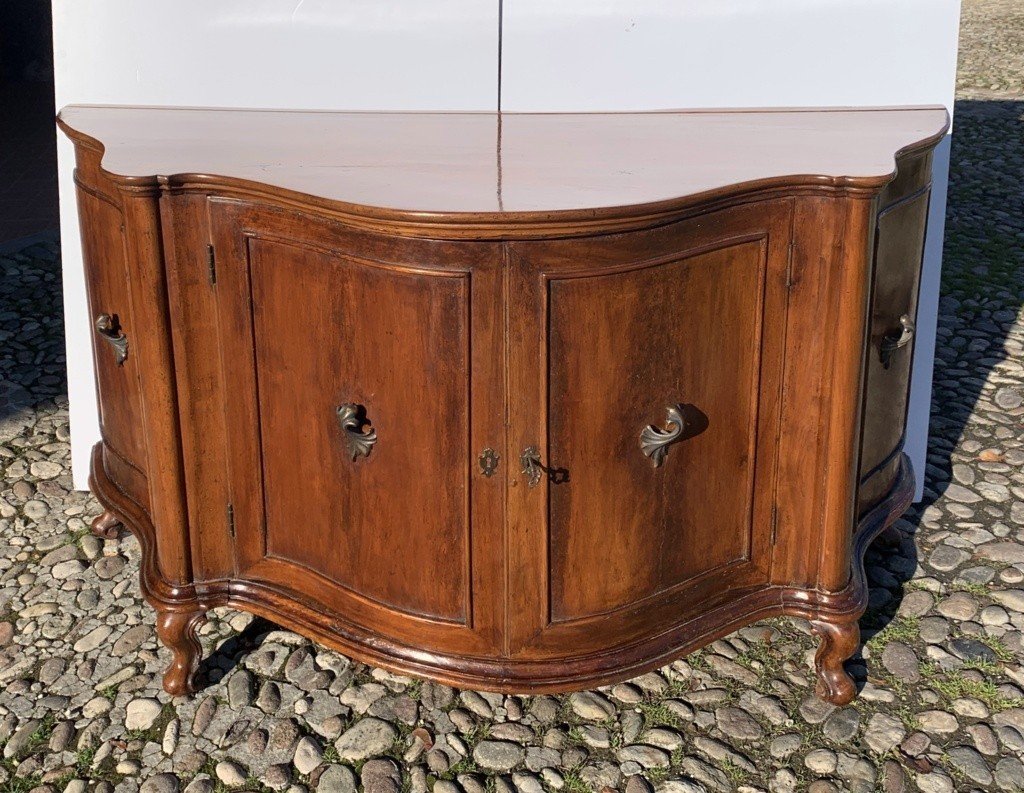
[635,701,684,731]
[920,662,1024,712]
[950,580,992,597]
[865,616,921,657]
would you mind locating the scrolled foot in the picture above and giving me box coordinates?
[809,616,860,705]
[90,510,121,539]
[155,606,207,696]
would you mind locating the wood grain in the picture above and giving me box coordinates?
[58,105,949,239]
[506,201,791,658]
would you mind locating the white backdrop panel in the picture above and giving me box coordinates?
[500,0,959,111]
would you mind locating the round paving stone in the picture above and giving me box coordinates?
[991,590,1024,612]
[995,757,1024,791]
[914,772,954,793]
[615,745,670,769]
[822,708,860,743]
[936,592,979,621]
[125,698,163,731]
[73,624,112,653]
[945,745,993,785]
[334,718,397,761]
[917,710,959,735]
[950,637,998,662]
[898,590,935,618]
[865,714,905,754]
[29,460,62,479]
[293,736,324,775]
[714,706,763,741]
[805,748,838,774]
[183,777,215,793]
[140,773,180,793]
[317,764,357,793]
[50,559,86,579]
[361,758,401,793]
[929,545,970,571]
[881,641,921,682]
[944,484,982,504]
[473,740,526,771]
[568,691,615,720]
[215,760,248,787]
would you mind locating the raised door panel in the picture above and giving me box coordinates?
[76,182,149,508]
[209,200,503,657]
[858,186,931,513]
[549,244,768,620]
[250,236,470,621]
[507,201,792,657]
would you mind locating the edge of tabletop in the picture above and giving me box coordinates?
[55,105,951,240]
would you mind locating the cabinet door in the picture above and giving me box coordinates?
[77,182,149,508]
[208,200,504,659]
[506,201,792,658]
[858,185,931,513]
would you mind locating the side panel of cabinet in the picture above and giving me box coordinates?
[75,179,149,510]
[506,201,792,657]
[207,200,504,658]
[858,154,933,514]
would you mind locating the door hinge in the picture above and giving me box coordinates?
[207,244,217,285]
[226,502,235,538]
[770,504,778,545]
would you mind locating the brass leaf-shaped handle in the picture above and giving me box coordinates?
[94,313,128,366]
[337,403,376,461]
[640,404,687,468]
[879,314,915,369]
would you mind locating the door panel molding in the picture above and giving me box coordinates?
[207,198,504,655]
[505,200,793,657]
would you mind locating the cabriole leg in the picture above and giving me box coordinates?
[155,605,208,696]
[809,616,860,705]
[90,509,121,539]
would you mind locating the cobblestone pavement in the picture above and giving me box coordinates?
[2,8,1024,793]
[956,0,1024,98]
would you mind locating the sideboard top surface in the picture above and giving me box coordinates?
[59,105,948,220]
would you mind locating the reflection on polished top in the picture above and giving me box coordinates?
[58,105,949,216]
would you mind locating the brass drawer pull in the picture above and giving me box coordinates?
[336,403,376,461]
[879,314,915,369]
[94,313,128,366]
[640,404,687,468]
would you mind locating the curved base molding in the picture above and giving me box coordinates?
[91,442,914,702]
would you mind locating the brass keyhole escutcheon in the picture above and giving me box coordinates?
[478,448,499,477]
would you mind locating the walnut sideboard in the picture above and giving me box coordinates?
[58,105,949,704]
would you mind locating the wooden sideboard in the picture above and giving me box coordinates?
[58,105,948,704]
